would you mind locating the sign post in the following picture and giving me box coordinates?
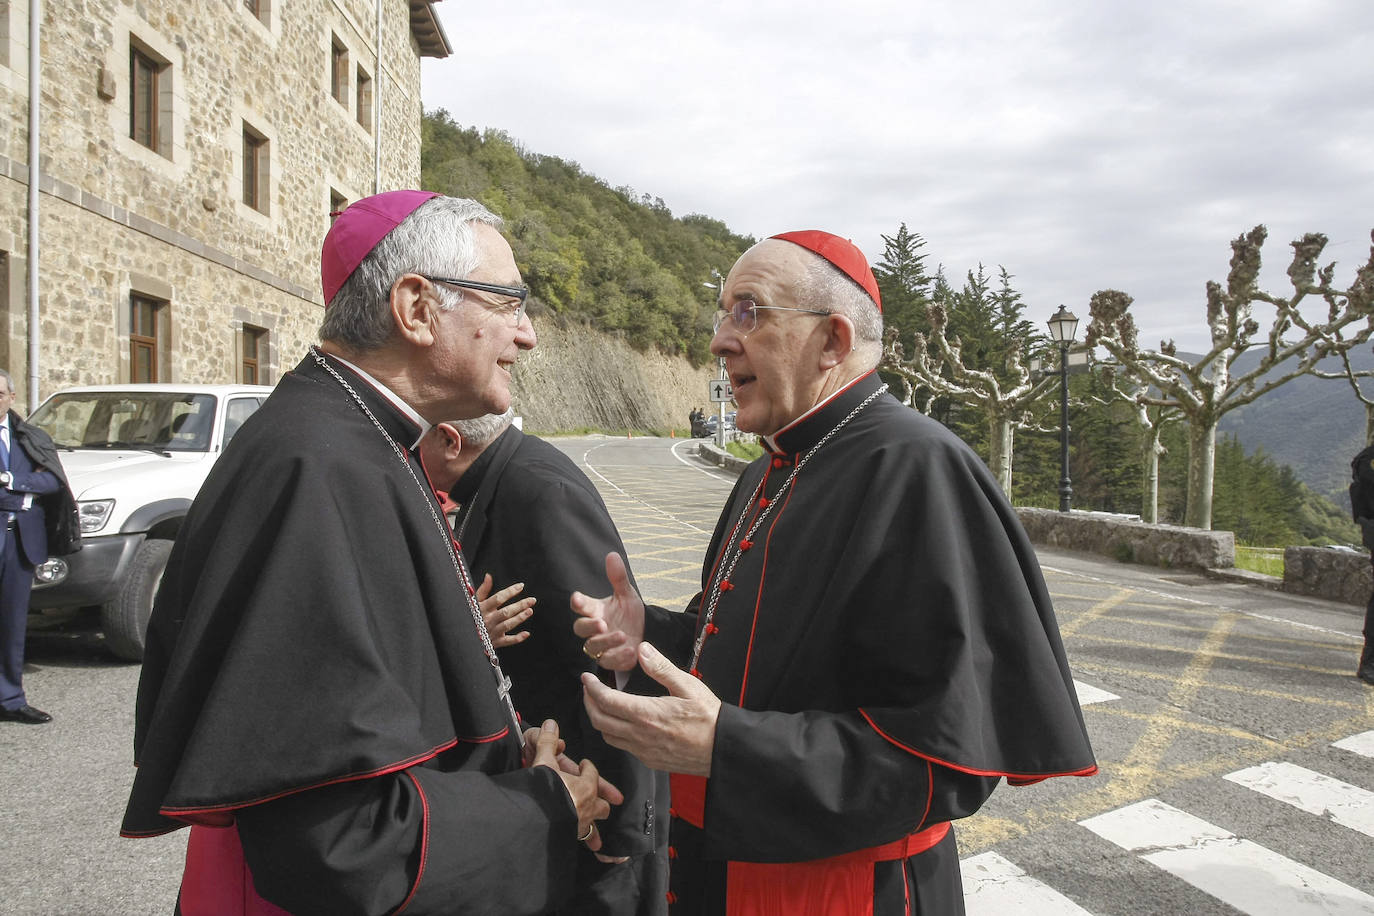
[710,359,731,448]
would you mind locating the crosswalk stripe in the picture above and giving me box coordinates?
[961,852,1094,915]
[1333,730,1374,758]
[1072,679,1119,705]
[1224,761,1374,838]
[1079,798,1374,914]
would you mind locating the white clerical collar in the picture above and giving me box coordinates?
[326,353,431,450]
[760,375,864,453]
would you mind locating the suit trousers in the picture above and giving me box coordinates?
[1362,555,1374,677]
[0,522,37,710]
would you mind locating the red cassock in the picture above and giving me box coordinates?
[637,371,1097,915]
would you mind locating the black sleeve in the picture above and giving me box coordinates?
[235,765,578,916]
[517,478,637,698]
[503,477,660,857]
[700,704,996,863]
[640,599,700,673]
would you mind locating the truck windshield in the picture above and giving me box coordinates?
[28,393,217,452]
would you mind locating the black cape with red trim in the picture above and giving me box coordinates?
[641,371,1096,915]
[121,353,578,915]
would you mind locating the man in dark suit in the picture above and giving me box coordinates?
[421,412,668,916]
[0,368,80,724]
[1351,441,1374,686]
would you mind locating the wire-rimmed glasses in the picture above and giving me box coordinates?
[712,299,831,334]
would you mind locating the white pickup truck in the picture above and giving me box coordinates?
[26,383,274,660]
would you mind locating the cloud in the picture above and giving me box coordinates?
[422,0,1374,352]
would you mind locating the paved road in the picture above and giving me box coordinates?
[2,433,1370,914]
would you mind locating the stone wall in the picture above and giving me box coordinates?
[0,0,431,404]
[1284,546,1370,607]
[1016,508,1236,570]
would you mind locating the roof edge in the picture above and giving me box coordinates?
[410,1,452,59]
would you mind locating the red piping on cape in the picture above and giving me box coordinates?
[396,771,430,913]
[737,464,800,706]
[859,709,1099,780]
[143,730,511,828]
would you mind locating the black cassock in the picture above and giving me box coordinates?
[641,371,1097,915]
[447,426,669,914]
[121,353,579,915]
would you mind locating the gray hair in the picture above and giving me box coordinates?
[319,196,504,350]
[795,256,884,367]
[451,408,515,449]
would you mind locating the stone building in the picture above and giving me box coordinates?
[0,0,449,408]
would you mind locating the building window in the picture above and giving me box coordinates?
[130,295,165,383]
[330,37,348,106]
[242,122,269,214]
[129,44,165,153]
[1,1,10,70]
[243,0,268,25]
[242,325,267,384]
[356,66,373,132]
[330,188,348,219]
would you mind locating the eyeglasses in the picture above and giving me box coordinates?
[423,276,529,326]
[712,300,831,334]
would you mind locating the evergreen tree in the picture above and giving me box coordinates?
[873,224,933,354]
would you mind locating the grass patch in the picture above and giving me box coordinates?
[1234,545,1284,577]
[725,440,764,461]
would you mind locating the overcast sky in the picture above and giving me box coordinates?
[421,0,1373,353]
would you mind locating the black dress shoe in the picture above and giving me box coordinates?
[0,704,52,724]
[1358,669,1374,687]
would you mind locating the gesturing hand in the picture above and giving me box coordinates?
[571,552,646,672]
[525,719,625,851]
[581,642,721,775]
[475,574,534,648]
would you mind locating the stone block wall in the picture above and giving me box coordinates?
[1284,547,1370,607]
[0,0,432,404]
[1016,508,1236,571]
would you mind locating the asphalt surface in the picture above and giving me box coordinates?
[2,433,1369,914]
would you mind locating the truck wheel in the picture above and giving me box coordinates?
[101,538,173,662]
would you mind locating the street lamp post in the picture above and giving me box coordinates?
[703,269,727,448]
[1047,305,1080,512]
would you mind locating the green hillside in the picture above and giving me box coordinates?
[421,110,754,365]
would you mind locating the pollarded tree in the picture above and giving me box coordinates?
[1082,361,1183,523]
[1311,341,1374,446]
[1085,226,1374,529]
[882,284,1058,494]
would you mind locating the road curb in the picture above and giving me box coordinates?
[696,440,750,474]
